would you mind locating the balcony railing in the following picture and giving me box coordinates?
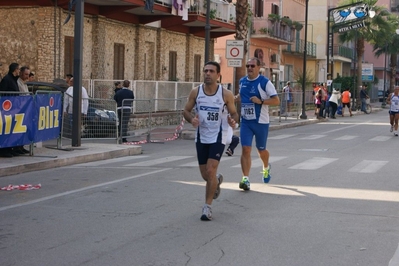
[283,39,317,57]
[333,45,354,59]
[190,0,236,23]
[253,20,295,43]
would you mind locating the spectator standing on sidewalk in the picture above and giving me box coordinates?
[236,57,280,191]
[0,63,21,158]
[341,87,353,117]
[114,81,122,94]
[319,83,328,118]
[183,61,238,221]
[360,85,370,113]
[17,66,30,93]
[328,88,341,119]
[15,66,31,154]
[114,80,134,143]
[282,81,293,116]
[28,72,35,81]
[63,78,89,136]
[387,86,399,136]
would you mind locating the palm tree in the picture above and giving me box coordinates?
[234,0,249,96]
[373,21,399,95]
[337,0,392,104]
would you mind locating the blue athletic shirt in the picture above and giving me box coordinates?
[239,75,278,124]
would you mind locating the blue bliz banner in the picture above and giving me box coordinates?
[34,93,62,142]
[0,96,35,148]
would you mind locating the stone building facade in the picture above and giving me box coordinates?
[0,6,213,83]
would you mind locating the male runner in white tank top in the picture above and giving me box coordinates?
[183,61,238,221]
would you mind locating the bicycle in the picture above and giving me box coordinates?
[354,98,372,114]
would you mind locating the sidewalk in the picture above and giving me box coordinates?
[0,105,382,177]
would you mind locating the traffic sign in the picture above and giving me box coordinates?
[227,59,242,67]
[226,40,244,59]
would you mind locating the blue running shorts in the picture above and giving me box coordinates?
[240,122,269,150]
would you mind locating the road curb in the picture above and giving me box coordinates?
[0,145,142,177]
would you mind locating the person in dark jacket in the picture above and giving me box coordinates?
[114,80,134,143]
[0,63,22,157]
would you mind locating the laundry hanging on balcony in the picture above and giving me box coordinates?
[171,0,190,21]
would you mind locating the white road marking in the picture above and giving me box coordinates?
[334,135,357,140]
[179,156,236,167]
[125,156,194,166]
[299,135,326,140]
[268,134,296,140]
[0,169,170,213]
[232,156,287,168]
[349,160,388,173]
[71,155,149,167]
[289,157,338,170]
[369,136,391,141]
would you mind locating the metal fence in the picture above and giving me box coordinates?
[120,98,186,144]
[61,96,118,141]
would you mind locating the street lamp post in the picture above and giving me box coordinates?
[204,0,211,64]
[300,0,309,119]
[382,45,387,108]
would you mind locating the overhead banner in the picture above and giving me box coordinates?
[0,93,62,148]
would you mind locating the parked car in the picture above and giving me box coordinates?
[27,81,117,138]
[378,90,389,102]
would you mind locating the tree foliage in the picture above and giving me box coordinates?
[337,0,393,101]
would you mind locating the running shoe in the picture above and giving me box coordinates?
[225,148,233,156]
[239,176,250,191]
[213,173,223,199]
[262,164,271,183]
[390,126,394,132]
[394,132,398,137]
[200,205,212,221]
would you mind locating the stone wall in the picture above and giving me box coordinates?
[0,6,210,83]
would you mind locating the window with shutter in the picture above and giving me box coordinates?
[114,43,125,80]
[64,36,74,77]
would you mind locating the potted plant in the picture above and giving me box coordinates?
[259,28,268,34]
[281,16,292,27]
[293,21,303,31]
[268,13,280,23]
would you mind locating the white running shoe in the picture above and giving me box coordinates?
[200,205,212,221]
[390,126,394,132]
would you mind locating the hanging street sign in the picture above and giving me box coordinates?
[337,20,365,33]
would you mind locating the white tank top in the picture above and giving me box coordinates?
[195,84,227,144]
[390,94,399,112]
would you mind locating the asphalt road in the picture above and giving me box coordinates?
[1,110,399,266]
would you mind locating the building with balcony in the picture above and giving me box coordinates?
[214,0,317,90]
[0,0,236,83]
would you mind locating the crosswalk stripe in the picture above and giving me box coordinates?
[299,135,326,140]
[334,135,357,140]
[289,157,338,170]
[73,155,150,167]
[232,156,287,168]
[349,160,388,173]
[125,156,194,167]
[179,156,236,167]
[369,136,391,141]
[268,134,296,140]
